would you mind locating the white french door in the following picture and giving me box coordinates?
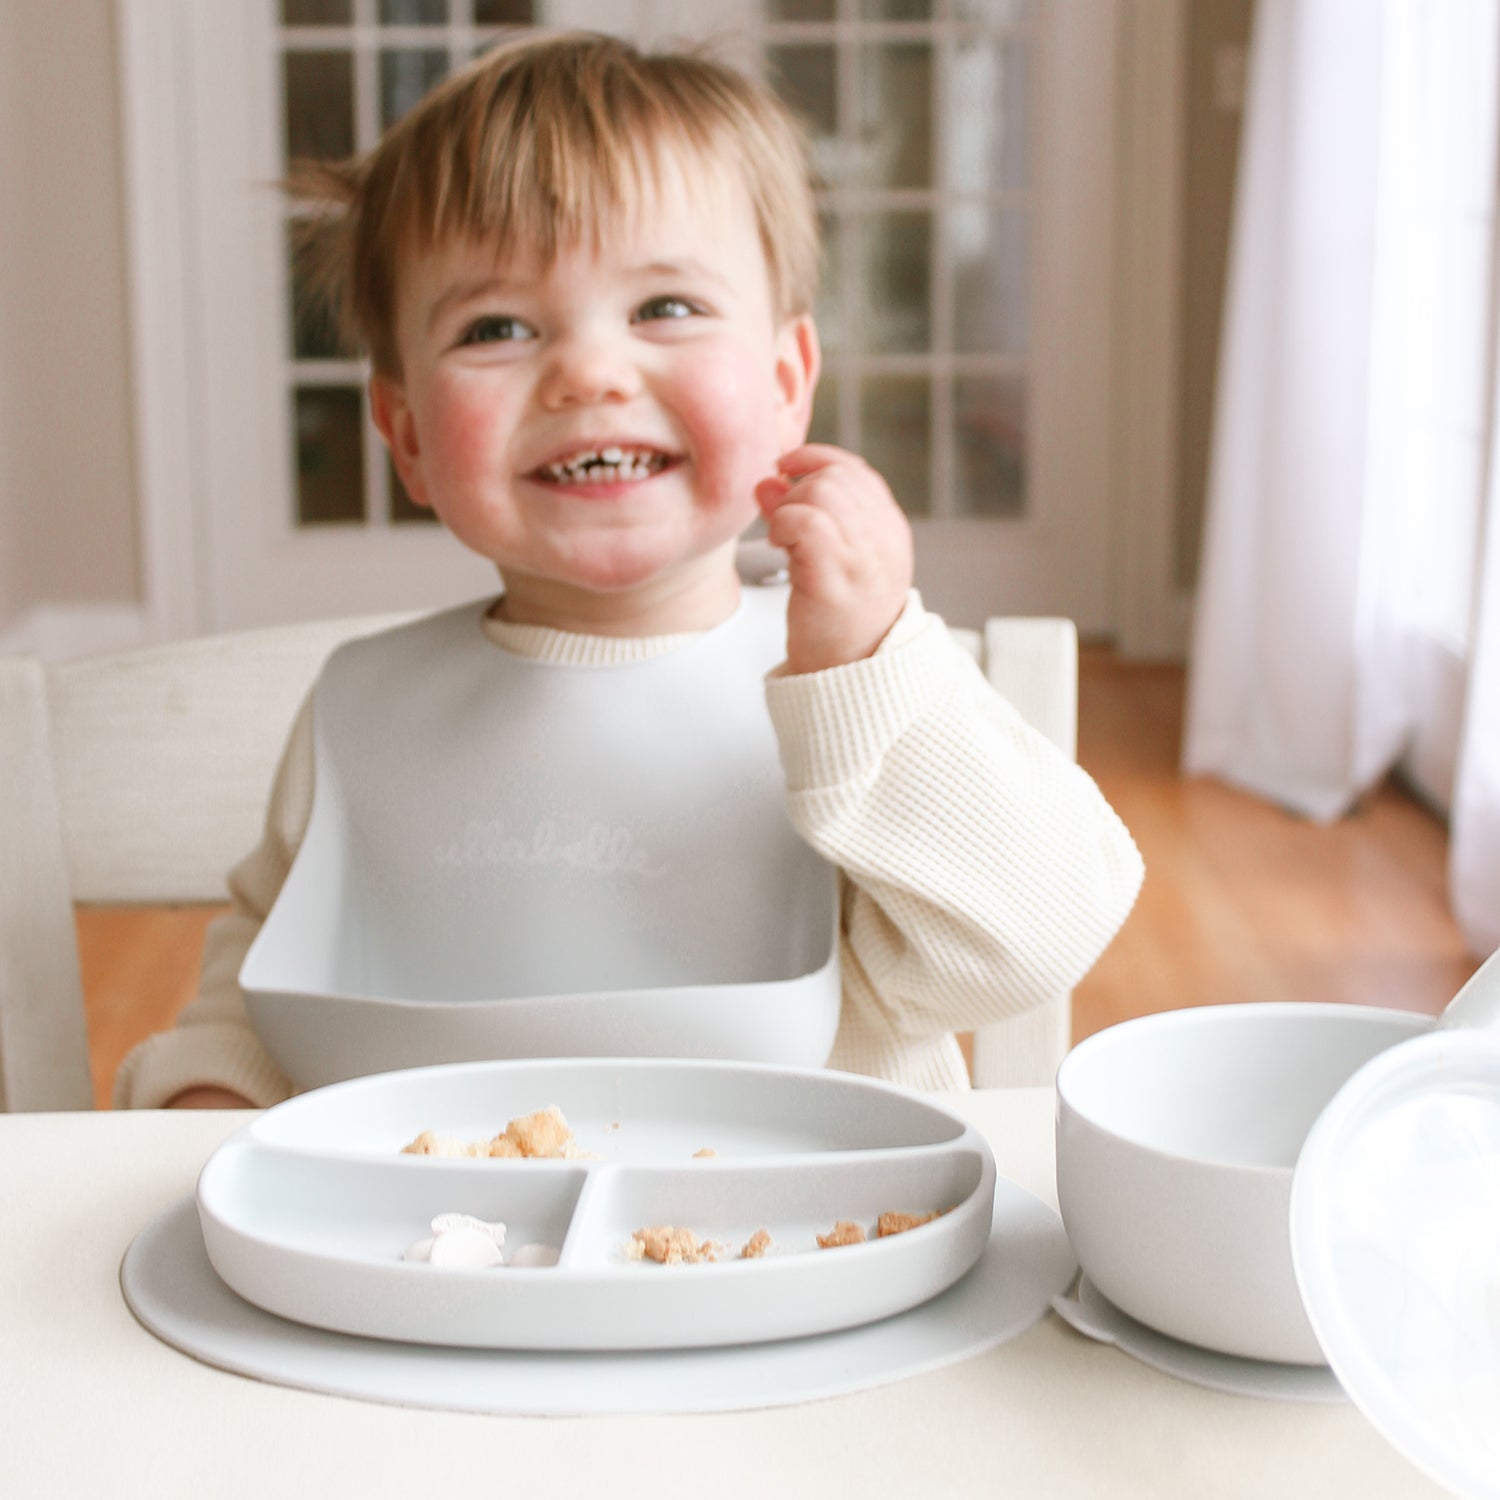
[149,0,1122,635]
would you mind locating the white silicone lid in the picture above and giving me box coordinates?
[1290,1029,1500,1500]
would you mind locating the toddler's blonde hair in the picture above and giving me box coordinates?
[292,30,821,376]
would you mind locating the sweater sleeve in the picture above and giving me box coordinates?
[763,592,1144,1087]
[110,695,317,1109]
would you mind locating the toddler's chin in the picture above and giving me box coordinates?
[550,538,741,598]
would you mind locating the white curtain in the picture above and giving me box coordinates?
[1183,0,1500,953]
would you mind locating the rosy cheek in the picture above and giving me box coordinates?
[423,385,512,482]
[675,352,779,464]
[695,346,762,409]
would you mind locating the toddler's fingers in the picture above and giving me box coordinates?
[754,473,794,516]
[769,470,883,556]
[775,443,859,480]
[763,497,844,562]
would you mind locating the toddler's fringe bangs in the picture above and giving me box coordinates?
[290,35,819,375]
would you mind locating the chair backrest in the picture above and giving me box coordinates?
[0,611,1076,1110]
[0,615,409,1110]
[45,615,414,905]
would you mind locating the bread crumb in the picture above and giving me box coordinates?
[400,1131,485,1158]
[629,1226,722,1265]
[503,1105,574,1158]
[740,1228,772,1259]
[692,1147,718,1160]
[816,1220,866,1249]
[401,1104,587,1160]
[877,1210,940,1237]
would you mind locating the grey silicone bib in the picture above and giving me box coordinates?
[241,587,841,1089]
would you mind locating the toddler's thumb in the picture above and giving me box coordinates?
[754,473,792,515]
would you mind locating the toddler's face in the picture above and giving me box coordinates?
[371,162,817,617]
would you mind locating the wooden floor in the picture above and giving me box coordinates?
[1068,650,1475,1039]
[75,650,1478,1109]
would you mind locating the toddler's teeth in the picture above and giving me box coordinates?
[540,449,667,483]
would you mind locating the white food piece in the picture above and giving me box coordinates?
[404,1213,509,1267]
[428,1226,505,1268]
[508,1242,561,1268]
[430,1212,506,1248]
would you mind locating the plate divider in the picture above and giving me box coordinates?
[553,1163,617,1270]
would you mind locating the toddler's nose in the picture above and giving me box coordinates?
[537,333,643,409]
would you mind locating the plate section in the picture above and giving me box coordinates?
[196,1058,997,1351]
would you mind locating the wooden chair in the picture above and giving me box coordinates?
[0,612,1076,1110]
[951,619,1078,1088]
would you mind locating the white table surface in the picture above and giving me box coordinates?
[0,1089,1445,1500]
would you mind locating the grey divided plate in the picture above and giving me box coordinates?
[195,1059,999,1350]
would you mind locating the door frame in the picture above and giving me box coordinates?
[1113,0,1191,660]
[118,0,205,645]
[116,0,1189,657]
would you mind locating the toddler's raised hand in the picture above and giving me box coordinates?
[754,444,915,675]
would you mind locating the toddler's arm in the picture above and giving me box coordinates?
[111,700,312,1109]
[764,594,1144,1086]
[168,1086,256,1109]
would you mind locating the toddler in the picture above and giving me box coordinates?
[115,31,1143,1109]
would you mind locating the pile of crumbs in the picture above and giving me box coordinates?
[740,1228,772,1260]
[625,1226,728,1265]
[401,1105,597,1160]
[878,1210,940,1236]
[816,1220,865,1249]
[818,1209,944,1247]
[627,1209,946,1265]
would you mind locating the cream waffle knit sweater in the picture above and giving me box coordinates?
[113,592,1143,1108]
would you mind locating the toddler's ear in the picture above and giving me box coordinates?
[773,314,821,450]
[369,374,431,509]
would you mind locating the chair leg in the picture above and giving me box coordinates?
[969,994,1071,1089]
[0,658,94,1111]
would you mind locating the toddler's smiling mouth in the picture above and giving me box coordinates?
[531,445,681,485]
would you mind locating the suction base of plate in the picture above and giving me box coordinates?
[1050,1276,1345,1404]
[122,1182,1075,1417]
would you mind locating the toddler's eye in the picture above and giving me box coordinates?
[459,314,534,346]
[635,296,701,323]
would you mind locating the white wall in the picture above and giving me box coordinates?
[0,0,140,645]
